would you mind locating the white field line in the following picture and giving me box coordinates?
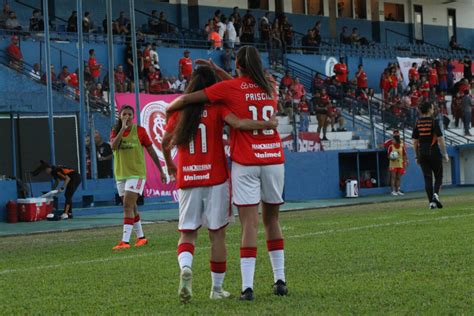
[0,213,473,275]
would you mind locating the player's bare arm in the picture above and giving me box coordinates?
[438,137,450,162]
[224,113,278,130]
[167,90,209,113]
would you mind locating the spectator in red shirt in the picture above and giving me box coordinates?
[333,58,348,84]
[437,60,448,92]
[290,77,306,103]
[59,66,70,88]
[428,65,438,89]
[146,66,163,94]
[388,67,398,97]
[65,69,80,96]
[114,64,129,92]
[312,73,324,93]
[88,49,102,83]
[355,64,368,92]
[6,36,23,70]
[420,77,430,99]
[380,70,390,100]
[408,62,419,85]
[143,43,152,76]
[178,50,193,81]
[279,70,293,92]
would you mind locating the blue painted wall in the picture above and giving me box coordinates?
[0,180,17,221]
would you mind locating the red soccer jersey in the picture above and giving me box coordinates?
[411,91,421,107]
[179,57,193,77]
[143,48,152,69]
[356,71,368,88]
[409,68,419,81]
[148,72,162,93]
[334,63,348,83]
[165,107,230,189]
[298,101,309,113]
[421,82,430,98]
[7,44,22,61]
[204,76,284,165]
[66,73,79,87]
[88,57,101,78]
[389,74,398,88]
[110,125,152,147]
[429,68,438,85]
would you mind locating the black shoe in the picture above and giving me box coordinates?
[240,288,254,301]
[273,280,288,296]
[322,136,329,141]
[68,212,73,219]
[432,193,443,209]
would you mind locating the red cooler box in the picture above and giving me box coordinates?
[17,198,48,222]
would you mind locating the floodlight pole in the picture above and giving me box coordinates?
[129,0,141,124]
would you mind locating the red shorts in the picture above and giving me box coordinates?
[390,168,406,175]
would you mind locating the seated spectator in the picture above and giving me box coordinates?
[280,88,294,122]
[64,69,80,96]
[59,66,70,86]
[41,64,57,85]
[5,11,22,30]
[290,77,306,103]
[6,36,23,70]
[29,9,44,32]
[116,11,130,34]
[102,16,120,34]
[339,26,351,44]
[146,66,163,94]
[90,83,104,102]
[114,64,129,92]
[329,105,346,132]
[30,63,41,80]
[67,11,78,33]
[170,74,187,92]
[350,28,369,45]
[148,10,160,34]
[0,4,11,28]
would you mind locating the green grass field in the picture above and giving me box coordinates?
[1,194,473,315]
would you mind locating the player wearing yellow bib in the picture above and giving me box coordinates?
[388,130,408,196]
[110,105,167,250]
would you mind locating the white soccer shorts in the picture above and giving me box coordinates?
[116,178,146,197]
[231,162,285,206]
[178,180,232,231]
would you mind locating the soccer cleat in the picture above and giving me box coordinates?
[209,288,231,300]
[273,280,288,296]
[60,213,69,220]
[135,238,148,247]
[432,193,443,209]
[429,202,437,210]
[397,191,405,196]
[391,191,399,196]
[240,288,254,301]
[178,266,193,303]
[112,241,130,250]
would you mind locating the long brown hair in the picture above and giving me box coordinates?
[113,105,135,135]
[236,45,275,98]
[173,66,218,146]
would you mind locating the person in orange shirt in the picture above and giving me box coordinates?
[209,30,223,50]
[428,65,438,90]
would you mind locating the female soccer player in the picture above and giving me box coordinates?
[168,46,288,300]
[110,105,167,250]
[388,130,408,196]
[412,102,450,209]
[162,65,278,303]
[31,160,81,220]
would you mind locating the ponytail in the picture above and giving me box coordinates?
[236,46,275,98]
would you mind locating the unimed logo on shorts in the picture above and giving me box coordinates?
[141,101,178,162]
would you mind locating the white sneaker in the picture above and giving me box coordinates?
[397,191,405,196]
[391,191,399,196]
[210,288,231,299]
[60,213,69,220]
[429,202,437,210]
[178,266,192,303]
